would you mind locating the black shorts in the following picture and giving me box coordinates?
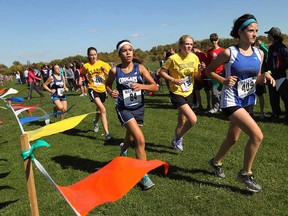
[194,80,203,91]
[255,84,266,96]
[169,92,193,109]
[88,88,107,103]
[202,79,212,91]
[221,105,253,117]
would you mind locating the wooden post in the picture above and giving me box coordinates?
[20,134,39,216]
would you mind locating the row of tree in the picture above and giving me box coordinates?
[1,34,287,75]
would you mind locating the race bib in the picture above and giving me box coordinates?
[123,89,142,107]
[57,88,64,96]
[92,75,104,86]
[237,77,256,98]
[180,76,193,92]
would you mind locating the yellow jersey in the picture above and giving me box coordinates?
[163,53,199,97]
[81,60,111,93]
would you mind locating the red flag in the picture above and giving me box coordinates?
[57,156,168,216]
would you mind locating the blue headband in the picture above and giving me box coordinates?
[239,19,257,30]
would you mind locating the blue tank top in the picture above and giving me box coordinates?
[50,74,65,97]
[115,63,144,109]
[221,46,261,108]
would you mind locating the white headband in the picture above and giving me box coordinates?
[117,41,133,53]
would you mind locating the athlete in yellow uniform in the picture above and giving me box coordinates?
[81,47,113,141]
[160,35,200,151]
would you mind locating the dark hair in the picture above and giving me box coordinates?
[230,14,257,38]
[116,39,131,52]
[87,47,97,56]
[210,33,219,42]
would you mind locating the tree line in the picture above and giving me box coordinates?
[1,34,287,75]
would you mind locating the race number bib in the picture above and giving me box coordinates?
[123,89,142,107]
[57,88,64,96]
[237,77,256,98]
[92,75,104,86]
[180,76,193,92]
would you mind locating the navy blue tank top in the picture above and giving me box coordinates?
[50,74,65,97]
[115,63,144,109]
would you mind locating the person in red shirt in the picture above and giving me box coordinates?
[27,67,44,100]
[206,33,224,114]
[193,43,211,110]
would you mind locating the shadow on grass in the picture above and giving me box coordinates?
[0,172,10,179]
[146,142,178,155]
[151,164,254,196]
[0,199,19,210]
[0,140,8,145]
[103,140,178,155]
[52,155,110,174]
[62,128,97,140]
[0,185,15,190]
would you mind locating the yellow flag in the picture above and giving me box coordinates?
[26,113,94,141]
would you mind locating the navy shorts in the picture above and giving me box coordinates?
[169,92,193,109]
[116,105,144,126]
[88,88,107,103]
[50,94,66,102]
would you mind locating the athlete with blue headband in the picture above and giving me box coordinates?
[206,14,275,193]
[239,18,257,30]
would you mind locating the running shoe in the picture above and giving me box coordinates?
[105,133,113,141]
[92,120,99,132]
[119,143,128,156]
[237,170,262,192]
[171,137,183,151]
[209,158,225,178]
[139,174,155,190]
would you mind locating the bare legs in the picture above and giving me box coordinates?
[175,104,197,139]
[214,108,263,172]
[93,97,109,135]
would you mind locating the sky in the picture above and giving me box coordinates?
[0,0,287,67]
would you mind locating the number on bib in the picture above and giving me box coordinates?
[237,77,256,98]
[180,76,193,92]
[123,89,142,107]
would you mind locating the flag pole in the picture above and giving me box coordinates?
[20,133,39,216]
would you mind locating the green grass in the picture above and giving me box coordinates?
[0,81,288,216]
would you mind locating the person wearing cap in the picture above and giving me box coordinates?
[205,14,275,192]
[264,27,288,123]
[106,40,158,190]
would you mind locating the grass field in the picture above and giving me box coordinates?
[0,80,288,216]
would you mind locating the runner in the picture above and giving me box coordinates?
[205,14,275,192]
[106,39,158,190]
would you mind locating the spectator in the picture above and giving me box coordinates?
[15,71,22,84]
[193,43,211,110]
[206,33,225,114]
[265,27,288,124]
[27,67,44,100]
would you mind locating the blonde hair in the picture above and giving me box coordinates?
[178,35,194,46]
